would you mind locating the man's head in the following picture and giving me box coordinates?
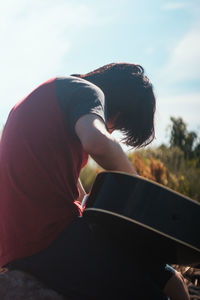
[73,63,156,148]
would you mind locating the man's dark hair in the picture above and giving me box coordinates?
[72,63,156,148]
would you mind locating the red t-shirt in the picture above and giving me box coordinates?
[0,76,106,267]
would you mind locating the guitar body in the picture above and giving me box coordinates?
[83,172,200,265]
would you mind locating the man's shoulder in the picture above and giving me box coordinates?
[56,76,104,97]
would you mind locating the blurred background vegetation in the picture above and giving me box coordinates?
[81,116,200,202]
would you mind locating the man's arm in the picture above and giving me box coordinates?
[75,114,137,175]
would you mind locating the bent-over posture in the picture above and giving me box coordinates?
[0,63,189,299]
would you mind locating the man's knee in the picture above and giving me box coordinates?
[163,270,190,300]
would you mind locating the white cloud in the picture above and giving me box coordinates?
[162,2,189,11]
[160,22,200,82]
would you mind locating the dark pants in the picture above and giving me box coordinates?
[7,217,169,300]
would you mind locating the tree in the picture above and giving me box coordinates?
[169,117,187,150]
[169,117,198,160]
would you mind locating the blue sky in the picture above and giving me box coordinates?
[0,0,200,148]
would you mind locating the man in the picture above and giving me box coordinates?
[0,63,189,299]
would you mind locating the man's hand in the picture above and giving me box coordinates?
[163,270,190,300]
[75,114,137,176]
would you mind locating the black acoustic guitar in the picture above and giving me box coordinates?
[82,171,200,266]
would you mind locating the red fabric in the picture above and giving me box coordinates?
[0,78,88,267]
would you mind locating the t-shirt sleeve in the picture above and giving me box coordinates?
[68,83,106,135]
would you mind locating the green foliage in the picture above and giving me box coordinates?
[167,117,200,201]
[128,150,179,191]
[169,117,187,149]
[169,117,200,162]
[80,159,102,193]
[140,146,185,175]
[131,147,200,202]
